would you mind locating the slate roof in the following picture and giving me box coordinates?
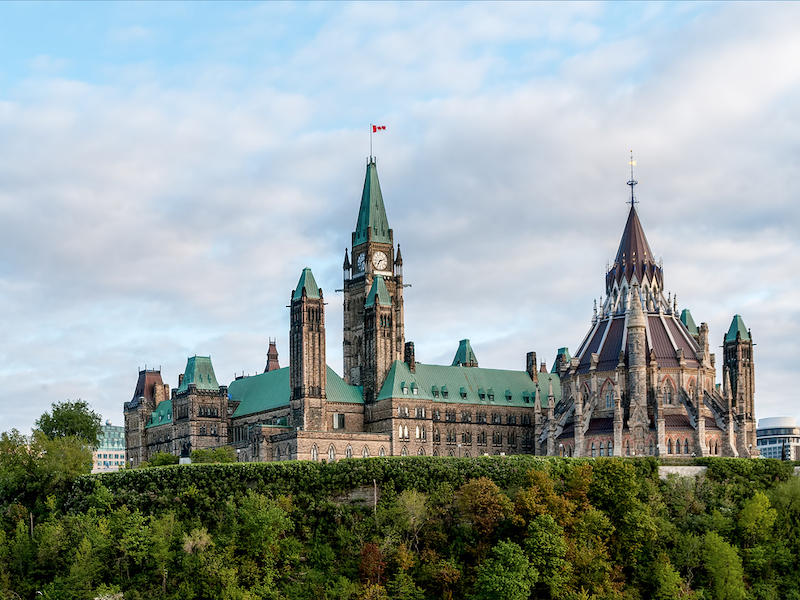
[606,206,663,292]
[726,314,750,342]
[230,366,363,419]
[665,414,692,429]
[293,267,320,300]
[586,417,614,434]
[377,360,561,408]
[130,369,165,403]
[177,356,220,394]
[573,312,701,375]
[354,160,391,246]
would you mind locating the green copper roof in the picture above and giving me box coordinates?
[230,366,363,419]
[365,275,392,307]
[551,347,571,373]
[177,356,220,394]
[354,160,391,246]
[726,314,750,342]
[452,339,478,367]
[680,309,699,335]
[293,267,320,300]
[377,361,561,408]
[145,398,172,429]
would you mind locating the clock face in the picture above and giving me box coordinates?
[356,253,366,272]
[372,251,389,271]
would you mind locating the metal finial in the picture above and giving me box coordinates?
[627,151,638,208]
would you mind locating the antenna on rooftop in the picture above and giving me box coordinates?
[627,150,638,209]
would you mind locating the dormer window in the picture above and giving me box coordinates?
[441,386,449,399]
[411,382,418,395]
[460,387,467,400]
[401,382,409,394]
[487,389,494,402]
[523,392,530,404]
[505,390,512,402]
[478,388,486,400]
[432,385,439,398]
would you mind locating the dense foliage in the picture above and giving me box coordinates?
[35,400,103,448]
[1,452,799,600]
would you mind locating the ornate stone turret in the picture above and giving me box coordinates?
[627,278,648,455]
[290,268,327,431]
[723,315,756,456]
[343,158,405,386]
[363,275,395,403]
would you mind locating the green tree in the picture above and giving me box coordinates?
[143,451,180,467]
[455,477,513,538]
[701,531,746,600]
[0,429,92,511]
[524,514,571,598]
[471,540,538,600]
[36,399,102,447]
[738,491,777,547]
[395,489,428,551]
[191,446,237,463]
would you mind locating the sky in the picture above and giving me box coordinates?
[0,1,798,434]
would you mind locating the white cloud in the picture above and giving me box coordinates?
[0,1,798,432]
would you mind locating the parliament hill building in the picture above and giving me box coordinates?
[124,159,758,465]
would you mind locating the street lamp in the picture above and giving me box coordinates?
[559,443,564,457]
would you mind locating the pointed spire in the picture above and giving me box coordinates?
[395,244,403,266]
[726,314,750,342]
[452,339,478,367]
[343,248,351,270]
[354,159,391,246]
[365,275,392,307]
[628,280,646,327]
[680,309,699,336]
[293,267,320,300]
[264,338,280,373]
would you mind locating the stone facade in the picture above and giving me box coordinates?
[124,159,758,463]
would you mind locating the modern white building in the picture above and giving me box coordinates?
[756,417,800,460]
[92,421,127,473]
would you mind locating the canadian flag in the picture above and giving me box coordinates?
[372,125,386,132]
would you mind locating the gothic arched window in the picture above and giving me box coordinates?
[607,441,613,456]
[346,445,352,459]
[417,447,425,456]
[599,443,605,457]
[362,446,369,458]
[591,442,596,458]
[667,439,673,454]
[328,445,336,462]
[311,445,318,461]
[379,446,385,457]
[684,439,689,454]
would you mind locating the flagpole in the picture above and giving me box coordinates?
[370,124,373,161]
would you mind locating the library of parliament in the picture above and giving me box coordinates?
[124,159,758,464]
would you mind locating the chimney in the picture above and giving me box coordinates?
[526,352,538,382]
[539,361,547,373]
[404,341,416,373]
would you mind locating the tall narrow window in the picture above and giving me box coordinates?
[311,445,318,461]
[328,445,336,462]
